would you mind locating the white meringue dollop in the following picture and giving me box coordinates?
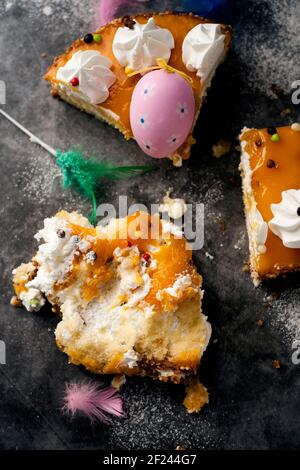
[249,208,268,252]
[56,50,116,105]
[269,189,300,249]
[112,17,175,71]
[182,23,225,79]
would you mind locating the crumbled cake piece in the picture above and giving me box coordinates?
[12,210,211,384]
[10,296,22,308]
[183,377,209,413]
[111,374,126,390]
[212,139,231,158]
[273,359,281,369]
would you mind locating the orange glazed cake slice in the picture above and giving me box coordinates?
[44,12,232,165]
[239,125,300,285]
[12,211,211,382]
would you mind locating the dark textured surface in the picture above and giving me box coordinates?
[1,0,300,450]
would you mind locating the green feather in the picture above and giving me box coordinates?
[0,110,156,226]
[55,149,155,225]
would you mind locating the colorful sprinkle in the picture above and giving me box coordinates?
[267,127,277,135]
[70,77,79,87]
[123,16,136,29]
[83,33,94,44]
[267,159,276,168]
[142,252,151,264]
[57,229,66,238]
[93,34,102,43]
[270,133,280,142]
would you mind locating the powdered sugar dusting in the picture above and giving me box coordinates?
[237,0,300,98]
[267,288,300,343]
[13,144,87,213]
[0,0,94,23]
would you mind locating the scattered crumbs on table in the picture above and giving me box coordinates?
[212,140,232,158]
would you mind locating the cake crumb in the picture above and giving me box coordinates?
[111,374,126,390]
[281,108,292,116]
[242,262,250,273]
[219,219,226,232]
[273,359,281,369]
[176,445,188,451]
[212,140,231,158]
[43,6,52,16]
[270,83,284,97]
[10,296,22,308]
[271,291,281,300]
[183,378,209,414]
[50,88,59,97]
[257,319,264,327]
[159,189,187,219]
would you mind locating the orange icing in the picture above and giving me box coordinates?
[54,212,200,307]
[242,127,300,277]
[45,13,208,135]
[14,282,28,298]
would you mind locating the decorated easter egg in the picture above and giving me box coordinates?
[130,69,195,158]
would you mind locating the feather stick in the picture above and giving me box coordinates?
[63,381,124,424]
[0,109,155,225]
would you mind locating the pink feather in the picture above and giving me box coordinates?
[94,0,149,27]
[63,381,124,424]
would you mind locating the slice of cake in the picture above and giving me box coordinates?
[12,211,211,383]
[44,12,232,165]
[239,125,300,285]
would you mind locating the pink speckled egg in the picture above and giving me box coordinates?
[130,69,195,159]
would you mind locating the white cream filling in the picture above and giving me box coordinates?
[56,83,121,122]
[120,349,140,368]
[163,274,192,298]
[27,218,80,299]
[239,129,269,285]
[19,288,45,313]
